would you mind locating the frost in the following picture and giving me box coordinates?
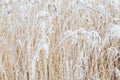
[37,36,50,59]
[0,37,7,45]
[32,53,38,80]
[48,24,55,36]
[106,24,120,38]
[115,67,120,78]
[18,5,28,22]
[64,30,77,39]
[36,11,49,19]
[0,0,120,80]
[86,30,101,47]
[97,4,105,13]
[107,47,119,56]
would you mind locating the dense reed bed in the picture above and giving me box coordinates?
[0,0,120,80]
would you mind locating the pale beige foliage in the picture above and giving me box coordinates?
[0,0,120,80]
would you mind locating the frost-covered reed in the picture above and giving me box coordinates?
[0,0,120,80]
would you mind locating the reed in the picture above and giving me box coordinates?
[0,0,120,80]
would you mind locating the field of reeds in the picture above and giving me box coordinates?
[0,0,120,80]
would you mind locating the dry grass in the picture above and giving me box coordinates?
[0,0,120,80]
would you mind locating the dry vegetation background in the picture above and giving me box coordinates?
[0,0,120,80]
